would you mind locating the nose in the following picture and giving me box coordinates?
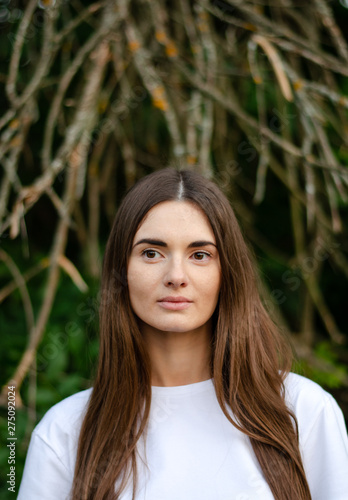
[164,258,188,288]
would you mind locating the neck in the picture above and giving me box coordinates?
[140,322,212,387]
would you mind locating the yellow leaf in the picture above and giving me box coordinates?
[198,22,208,33]
[293,80,303,91]
[10,136,21,147]
[155,31,167,43]
[128,40,140,52]
[153,86,165,98]
[198,11,208,20]
[152,86,168,109]
[253,76,263,84]
[152,98,168,111]
[244,23,257,32]
[165,42,178,58]
[9,119,20,129]
[98,99,108,113]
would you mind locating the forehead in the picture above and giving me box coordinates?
[134,201,215,240]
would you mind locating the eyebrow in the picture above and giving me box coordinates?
[133,238,217,249]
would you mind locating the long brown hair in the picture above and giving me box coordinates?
[71,168,311,499]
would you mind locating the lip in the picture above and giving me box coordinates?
[158,296,192,303]
[157,296,193,311]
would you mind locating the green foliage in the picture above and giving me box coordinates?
[293,341,348,389]
[0,270,99,496]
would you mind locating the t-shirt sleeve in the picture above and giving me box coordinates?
[17,388,91,499]
[300,392,348,500]
[17,430,73,500]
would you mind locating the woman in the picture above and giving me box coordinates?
[18,168,348,499]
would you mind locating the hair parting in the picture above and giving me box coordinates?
[176,172,185,200]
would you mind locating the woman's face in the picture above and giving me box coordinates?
[127,200,221,335]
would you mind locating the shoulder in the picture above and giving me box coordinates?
[284,375,348,498]
[18,389,93,498]
[283,372,334,419]
[283,372,332,408]
[283,372,345,442]
[32,388,93,467]
[35,387,93,436]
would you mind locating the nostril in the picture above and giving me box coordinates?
[166,280,187,287]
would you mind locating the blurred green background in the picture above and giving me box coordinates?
[1,0,348,497]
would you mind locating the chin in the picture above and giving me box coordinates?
[152,322,198,333]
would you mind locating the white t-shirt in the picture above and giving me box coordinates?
[17,373,348,500]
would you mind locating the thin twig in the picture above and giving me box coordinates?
[0,250,34,334]
[0,260,49,303]
[314,0,348,63]
[54,2,105,45]
[6,0,38,104]
[1,145,80,405]
[42,12,117,170]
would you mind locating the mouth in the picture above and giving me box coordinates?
[157,296,193,311]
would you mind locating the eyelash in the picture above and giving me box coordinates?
[192,251,212,261]
[141,249,212,261]
[141,249,161,259]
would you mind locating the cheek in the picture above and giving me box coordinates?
[127,265,159,303]
[197,268,221,300]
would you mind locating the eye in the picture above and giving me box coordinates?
[192,251,211,261]
[142,249,161,259]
